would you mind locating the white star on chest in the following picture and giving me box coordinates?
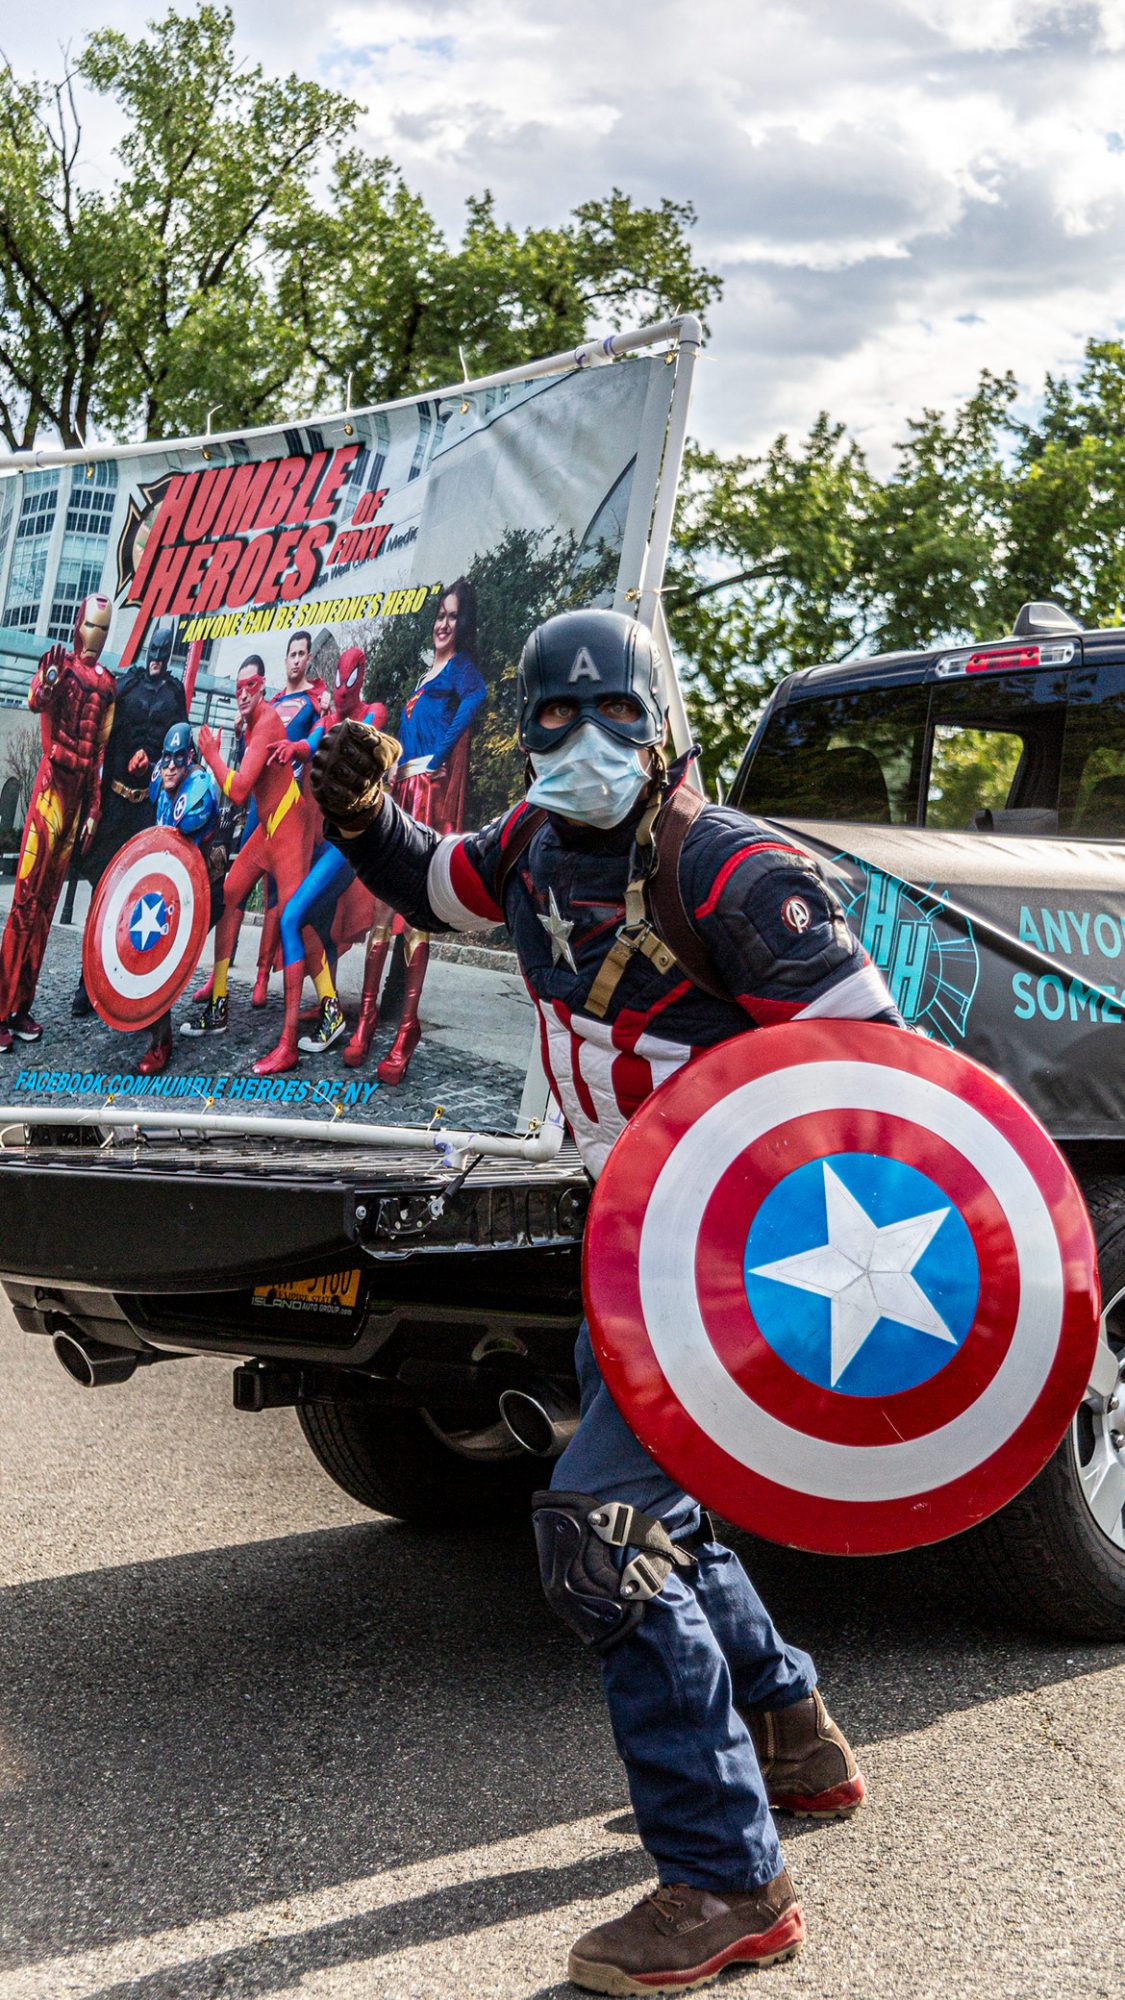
[750,1163,958,1387]
[131,894,167,948]
[538,889,577,972]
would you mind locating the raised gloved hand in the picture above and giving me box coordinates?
[310,720,402,836]
[37,642,68,688]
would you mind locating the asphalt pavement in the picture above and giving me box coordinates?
[0,1303,1122,2000]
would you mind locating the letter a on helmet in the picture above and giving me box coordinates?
[518,609,665,751]
[584,1020,1100,1556]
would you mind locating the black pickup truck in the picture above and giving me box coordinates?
[727,601,1125,1638]
[2,600,1123,1640]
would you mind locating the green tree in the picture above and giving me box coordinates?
[0,5,720,450]
[669,352,1125,781]
[1006,340,1125,622]
[668,416,878,780]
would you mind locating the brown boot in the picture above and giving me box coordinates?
[743,1688,865,1819]
[568,1871,804,1996]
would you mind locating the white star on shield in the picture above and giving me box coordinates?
[538,888,577,971]
[750,1162,958,1387]
[129,892,168,951]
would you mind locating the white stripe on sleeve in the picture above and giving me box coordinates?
[426,836,501,932]
[796,959,896,1021]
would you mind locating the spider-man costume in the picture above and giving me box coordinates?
[268,647,386,1060]
[0,596,115,1051]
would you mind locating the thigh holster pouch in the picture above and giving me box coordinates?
[532,1491,701,1654]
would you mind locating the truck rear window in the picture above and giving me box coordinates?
[733,686,928,823]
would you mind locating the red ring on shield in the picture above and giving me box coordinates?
[584,1020,1100,1556]
[693,1109,1020,1447]
[83,825,211,1031]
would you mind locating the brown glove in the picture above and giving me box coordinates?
[310,720,402,836]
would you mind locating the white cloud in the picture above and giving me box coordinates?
[6,1,1125,467]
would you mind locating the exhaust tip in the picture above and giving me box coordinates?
[499,1386,577,1458]
[52,1329,138,1389]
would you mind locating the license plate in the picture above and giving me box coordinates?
[252,1269,364,1321]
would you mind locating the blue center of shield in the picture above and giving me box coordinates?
[128,891,169,953]
[743,1152,979,1398]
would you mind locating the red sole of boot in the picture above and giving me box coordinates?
[568,1907,805,1995]
[771,1772,866,1818]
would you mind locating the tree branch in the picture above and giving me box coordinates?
[671,560,788,604]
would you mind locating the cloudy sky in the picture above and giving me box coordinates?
[7,1,1125,464]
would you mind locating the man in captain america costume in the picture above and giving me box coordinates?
[136,721,225,1074]
[309,608,903,1995]
[0,595,115,1056]
[266,644,387,1057]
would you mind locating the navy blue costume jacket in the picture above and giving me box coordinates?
[330,762,901,1175]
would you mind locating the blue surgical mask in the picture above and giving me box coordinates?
[527,722,650,828]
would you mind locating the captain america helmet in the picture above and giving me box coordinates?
[160,721,195,771]
[517,610,666,753]
[146,616,176,669]
[171,766,219,838]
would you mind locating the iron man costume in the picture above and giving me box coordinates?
[0,596,115,1040]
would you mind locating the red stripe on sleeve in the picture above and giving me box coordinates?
[693,843,802,921]
[737,993,805,1026]
[448,840,504,921]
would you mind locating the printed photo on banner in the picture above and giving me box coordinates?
[0,358,674,1128]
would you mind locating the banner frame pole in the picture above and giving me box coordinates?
[0,1102,567,1163]
[633,314,702,637]
[0,318,693,474]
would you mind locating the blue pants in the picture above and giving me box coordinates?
[548,1325,815,1891]
[279,842,352,969]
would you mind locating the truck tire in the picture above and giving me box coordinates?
[962,1176,1125,1639]
[297,1396,541,1527]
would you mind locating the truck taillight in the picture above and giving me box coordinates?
[935,641,1075,676]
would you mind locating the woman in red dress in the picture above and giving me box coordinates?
[345,577,486,1082]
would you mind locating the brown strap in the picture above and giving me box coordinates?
[647,786,733,1004]
[492,804,549,908]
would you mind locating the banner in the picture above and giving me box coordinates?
[0,357,675,1129]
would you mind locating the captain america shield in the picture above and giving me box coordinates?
[584,1020,1100,1554]
[83,825,211,1032]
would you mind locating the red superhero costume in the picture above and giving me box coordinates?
[0,596,115,1051]
[191,661,327,1076]
[250,672,330,1006]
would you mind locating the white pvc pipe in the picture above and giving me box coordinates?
[0,1102,567,1162]
[635,314,702,634]
[0,319,690,473]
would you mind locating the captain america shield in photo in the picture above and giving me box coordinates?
[83,825,212,1032]
[584,1019,1100,1554]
